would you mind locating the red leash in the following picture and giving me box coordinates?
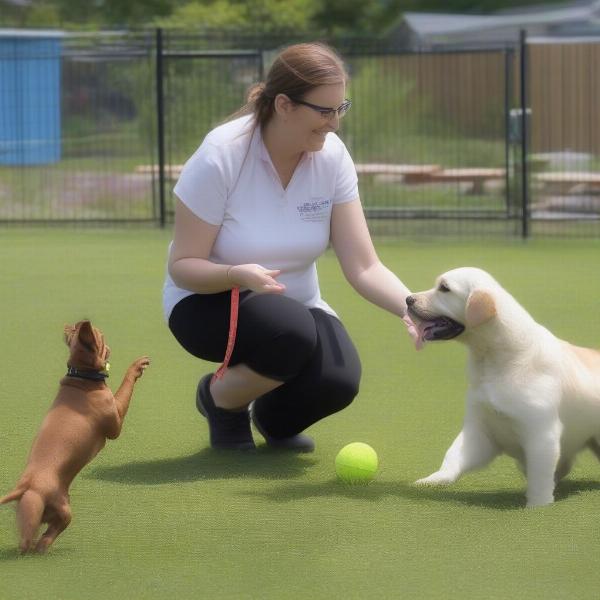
[212,287,240,384]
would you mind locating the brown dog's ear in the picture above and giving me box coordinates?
[76,320,97,351]
[64,324,74,345]
[465,289,496,328]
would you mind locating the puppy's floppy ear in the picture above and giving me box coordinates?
[465,289,496,328]
[64,324,75,345]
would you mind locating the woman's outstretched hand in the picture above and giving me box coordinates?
[228,264,286,294]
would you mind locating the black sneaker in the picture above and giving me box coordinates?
[196,374,255,450]
[250,404,315,453]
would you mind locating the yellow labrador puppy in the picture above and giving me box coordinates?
[406,267,600,508]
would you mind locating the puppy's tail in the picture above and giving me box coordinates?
[0,485,27,505]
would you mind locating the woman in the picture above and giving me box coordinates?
[163,42,417,452]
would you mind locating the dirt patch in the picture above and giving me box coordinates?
[0,171,158,219]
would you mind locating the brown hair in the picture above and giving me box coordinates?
[237,42,349,130]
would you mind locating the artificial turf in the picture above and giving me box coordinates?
[1,228,600,599]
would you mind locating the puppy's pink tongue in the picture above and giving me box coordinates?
[415,320,436,348]
[403,315,424,350]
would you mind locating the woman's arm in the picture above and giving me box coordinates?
[330,197,411,317]
[168,199,285,294]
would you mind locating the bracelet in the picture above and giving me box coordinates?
[226,265,234,282]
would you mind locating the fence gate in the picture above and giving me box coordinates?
[156,30,263,225]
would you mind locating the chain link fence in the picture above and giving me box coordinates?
[0,29,598,237]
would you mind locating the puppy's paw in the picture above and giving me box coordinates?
[129,356,151,380]
[526,495,554,508]
[414,472,455,486]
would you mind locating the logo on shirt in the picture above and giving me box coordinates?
[297,198,331,222]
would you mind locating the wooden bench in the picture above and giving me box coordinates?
[135,164,184,179]
[135,163,507,196]
[534,171,600,194]
[136,162,444,185]
[431,168,506,195]
[354,163,441,184]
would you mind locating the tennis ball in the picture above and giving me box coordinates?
[335,442,378,484]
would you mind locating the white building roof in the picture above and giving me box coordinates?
[402,0,600,40]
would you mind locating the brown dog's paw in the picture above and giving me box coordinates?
[129,356,150,380]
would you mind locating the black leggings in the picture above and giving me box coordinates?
[168,291,362,438]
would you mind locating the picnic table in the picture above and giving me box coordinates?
[430,168,506,195]
[533,171,600,194]
[354,163,441,184]
[136,163,444,185]
[135,163,441,182]
[134,162,507,195]
[135,164,184,179]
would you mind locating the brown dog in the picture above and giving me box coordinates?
[0,320,149,553]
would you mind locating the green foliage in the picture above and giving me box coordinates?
[312,0,392,35]
[343,58,434,163]
[22,3,62,27]
[157,0,318,33]
[0,0,573,31]
[102,0,173,25]
[156,1,247,29]
[161,58,255,161]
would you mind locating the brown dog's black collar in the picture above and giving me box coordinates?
[66,366,109,381]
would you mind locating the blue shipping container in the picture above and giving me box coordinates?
[0,30,62,165]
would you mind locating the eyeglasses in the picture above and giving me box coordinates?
[290,98,352,119]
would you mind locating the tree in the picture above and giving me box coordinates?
[312,0,374,34]
[158,0,318,33]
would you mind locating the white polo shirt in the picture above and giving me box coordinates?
[162,114,359,321]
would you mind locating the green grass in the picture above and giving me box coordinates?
[2,229,600,599]
[0,164,159,221]
[359,179,507,212]
[349,132,507,170]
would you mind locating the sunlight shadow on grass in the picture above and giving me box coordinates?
[240,479,524,510]
[555,478,600,502]
[0,546,74,561]
[86,447,318,485]
[0,547,22,561]
[239,478,600,510]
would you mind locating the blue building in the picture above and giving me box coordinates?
[0,29,63,165]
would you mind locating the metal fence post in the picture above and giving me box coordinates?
[504,47,512,218]
[259,49,265,81]
[519,29,529,239]
[156,28,166,228]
